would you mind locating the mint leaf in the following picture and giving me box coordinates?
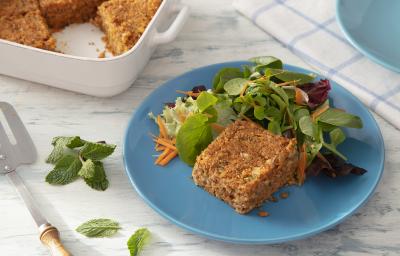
[196,92,218,112]
[127,228,151,256]
[84,161,109,191]
[176,113,213,166]
[223,78,248,96]
[318,109,363,128]
[78,159,96,179]
[51,136,85,148]
[45,155,82,185]
[46,136,85,164]
[76,218,120,238]
[80,142,116,161]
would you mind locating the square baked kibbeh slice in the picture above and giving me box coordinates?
[0,1,56,51]
[96,0,161,55]
[39,0,107,29]
[192,120,299,214]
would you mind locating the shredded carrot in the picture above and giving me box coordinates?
[176,90,201,98]
[297,144,307,184]
[150,120,179,166]
[311,104,329,121]
[155,144,166,151]
[258,211,269,217]
[155,148,172,164]
[295,88,307,105]
[276,79,300,87]
[159,150,178,166]
[153,138,177,150]
[211,123,225,134]
[157,116,168,139]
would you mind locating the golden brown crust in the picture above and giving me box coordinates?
[192,120,299,214]
[39,0,107,29]
[0,1,56,51]
[0,0,39,16]
[96,0,161,55]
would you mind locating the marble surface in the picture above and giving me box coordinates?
[0,0,399,255]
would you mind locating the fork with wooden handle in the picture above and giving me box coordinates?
[0,102,71,256]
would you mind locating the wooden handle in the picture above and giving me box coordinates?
[40,224,71,256]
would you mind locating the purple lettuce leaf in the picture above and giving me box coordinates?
[299,79,331,109]
[306,153,367,178]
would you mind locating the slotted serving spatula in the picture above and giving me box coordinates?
[0,102,70,256]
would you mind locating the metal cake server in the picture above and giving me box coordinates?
[0,102,70,256]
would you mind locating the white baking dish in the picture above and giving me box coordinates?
[0,0,189,97]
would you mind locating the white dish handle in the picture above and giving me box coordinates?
[152,4,190,46]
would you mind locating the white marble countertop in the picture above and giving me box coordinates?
[1,0,399,255]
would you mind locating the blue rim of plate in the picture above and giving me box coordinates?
[336,0,400,73]
[123,61,385,244]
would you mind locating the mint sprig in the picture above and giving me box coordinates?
[45,136,116,190]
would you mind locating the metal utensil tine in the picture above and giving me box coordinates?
[0,121,18,173]
[0,102,36,164]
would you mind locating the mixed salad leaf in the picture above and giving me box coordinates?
[150,56,367,181]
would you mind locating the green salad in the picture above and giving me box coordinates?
[150,56,367,180]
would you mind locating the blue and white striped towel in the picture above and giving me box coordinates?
[233,0,400,129]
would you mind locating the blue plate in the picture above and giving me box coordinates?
[336,0,400,72]
[123,61,384,244]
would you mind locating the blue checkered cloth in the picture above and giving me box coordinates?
[233,0,400,128]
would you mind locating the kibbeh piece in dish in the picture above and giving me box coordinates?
[0,0,39,16]
[39,0,107,29]
[0,0,56,51]
[96,0,161,55]
[192,119,299,214]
